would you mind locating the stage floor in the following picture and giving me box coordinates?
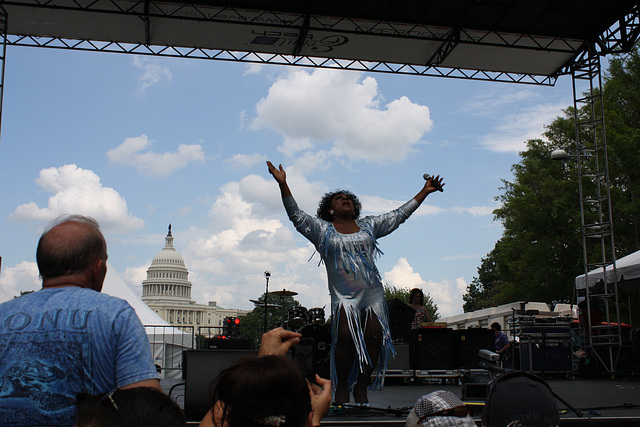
[166,375,640,426]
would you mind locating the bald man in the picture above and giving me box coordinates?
[0,215,160,426]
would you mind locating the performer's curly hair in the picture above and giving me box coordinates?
[316,190,362,222]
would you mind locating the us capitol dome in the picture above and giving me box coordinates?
[141,225,248,333]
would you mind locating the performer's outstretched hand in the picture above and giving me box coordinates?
[266,161,286,184]
[425,174,445,194]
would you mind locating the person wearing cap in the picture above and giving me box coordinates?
[405,390,476,427]
[482,373,560,427]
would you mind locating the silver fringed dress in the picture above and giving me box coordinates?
[283,196,420,390]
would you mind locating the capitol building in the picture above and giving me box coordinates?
[141,225,248,335]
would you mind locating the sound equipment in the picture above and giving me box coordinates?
[515,316,572,374]
[455,328,495,369]
[387,299,416,342]
[388,342,410,370]
[182,349,257,421]
[409,328,455,370]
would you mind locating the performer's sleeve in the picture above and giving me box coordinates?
[113,305,160,388]
[283,196,324,245]
[370,199,420,238]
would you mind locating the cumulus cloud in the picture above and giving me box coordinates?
[133,56,172,95]
[466,88,568,153]
[252,69,433,162]
[107,135,205,177]
[0,262,40,302]
[225,153,266,169]
[8,164,144,233]
[383,257,467,317]
[451,204,496,217]
[179,174,331,310]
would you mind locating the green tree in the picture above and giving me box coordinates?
[384,284,439,320]
[238,293,303,343]
[463,46,640,313]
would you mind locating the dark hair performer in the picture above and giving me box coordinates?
[267,161,444,404]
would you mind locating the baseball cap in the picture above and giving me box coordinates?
[405,390,476,427]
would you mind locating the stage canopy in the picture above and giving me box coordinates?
[2,0,639,84]
[575,250,640,292]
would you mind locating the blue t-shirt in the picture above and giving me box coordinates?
[495,331,509,352]
[0,287,159,426]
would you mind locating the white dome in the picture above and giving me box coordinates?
[150,226,186,269]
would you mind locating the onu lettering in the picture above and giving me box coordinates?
[3,309,92,331]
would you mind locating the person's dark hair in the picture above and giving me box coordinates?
[316,190,362,222]
[490,322,501,331]
[75,387,186,427]
[36,215,107,280]
[209,355,311,427]
[409,288,424,305]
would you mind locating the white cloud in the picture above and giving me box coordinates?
[225,153,266,169]
[480,102,566,153]
[0,261,40,302]
[133,56,172,95]
[383,258,466,317]
[121,265,148,293]
[107,135,205,177]
[252,69,433,162]
[465,88,569,153]
[451,205,496,217]
[361,195,444,216]
[177,175,332,310]
[8,164,144,233]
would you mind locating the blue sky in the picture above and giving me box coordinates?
[0,46,575,317]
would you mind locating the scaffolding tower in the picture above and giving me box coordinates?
[571,46,622,374]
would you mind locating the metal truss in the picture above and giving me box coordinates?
[2,1,638,84]
[572,47,622,374]
[0,6,7,141]
[5,34,558,85]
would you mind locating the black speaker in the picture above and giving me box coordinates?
[388,342,410,370]
[182,349,257,421]
[409,328,455,370]
[519,340,571,373]
[455,328,495,369]
[387,299,416,342]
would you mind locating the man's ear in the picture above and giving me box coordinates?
[91,258,107,292]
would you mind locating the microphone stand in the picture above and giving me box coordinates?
[263,271,271,335]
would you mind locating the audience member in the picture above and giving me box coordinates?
[199,355,330,427]
[199,327,331,427]
[0,215,160,426]
[405,390,475,426]
[74,387,186,427]
[482,372,559,427]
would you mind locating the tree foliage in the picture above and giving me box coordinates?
[384,284,440,320]
[463,46,640,313]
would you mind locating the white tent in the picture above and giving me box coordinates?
[575,250,640,291]
[102,262,194,378]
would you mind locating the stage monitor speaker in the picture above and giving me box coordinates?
[183,349,257,421]
[409,328,455,370]
[455,328,495,369]
[387,298,415,342]
[388,342,410,370]
[519,340,571,374]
